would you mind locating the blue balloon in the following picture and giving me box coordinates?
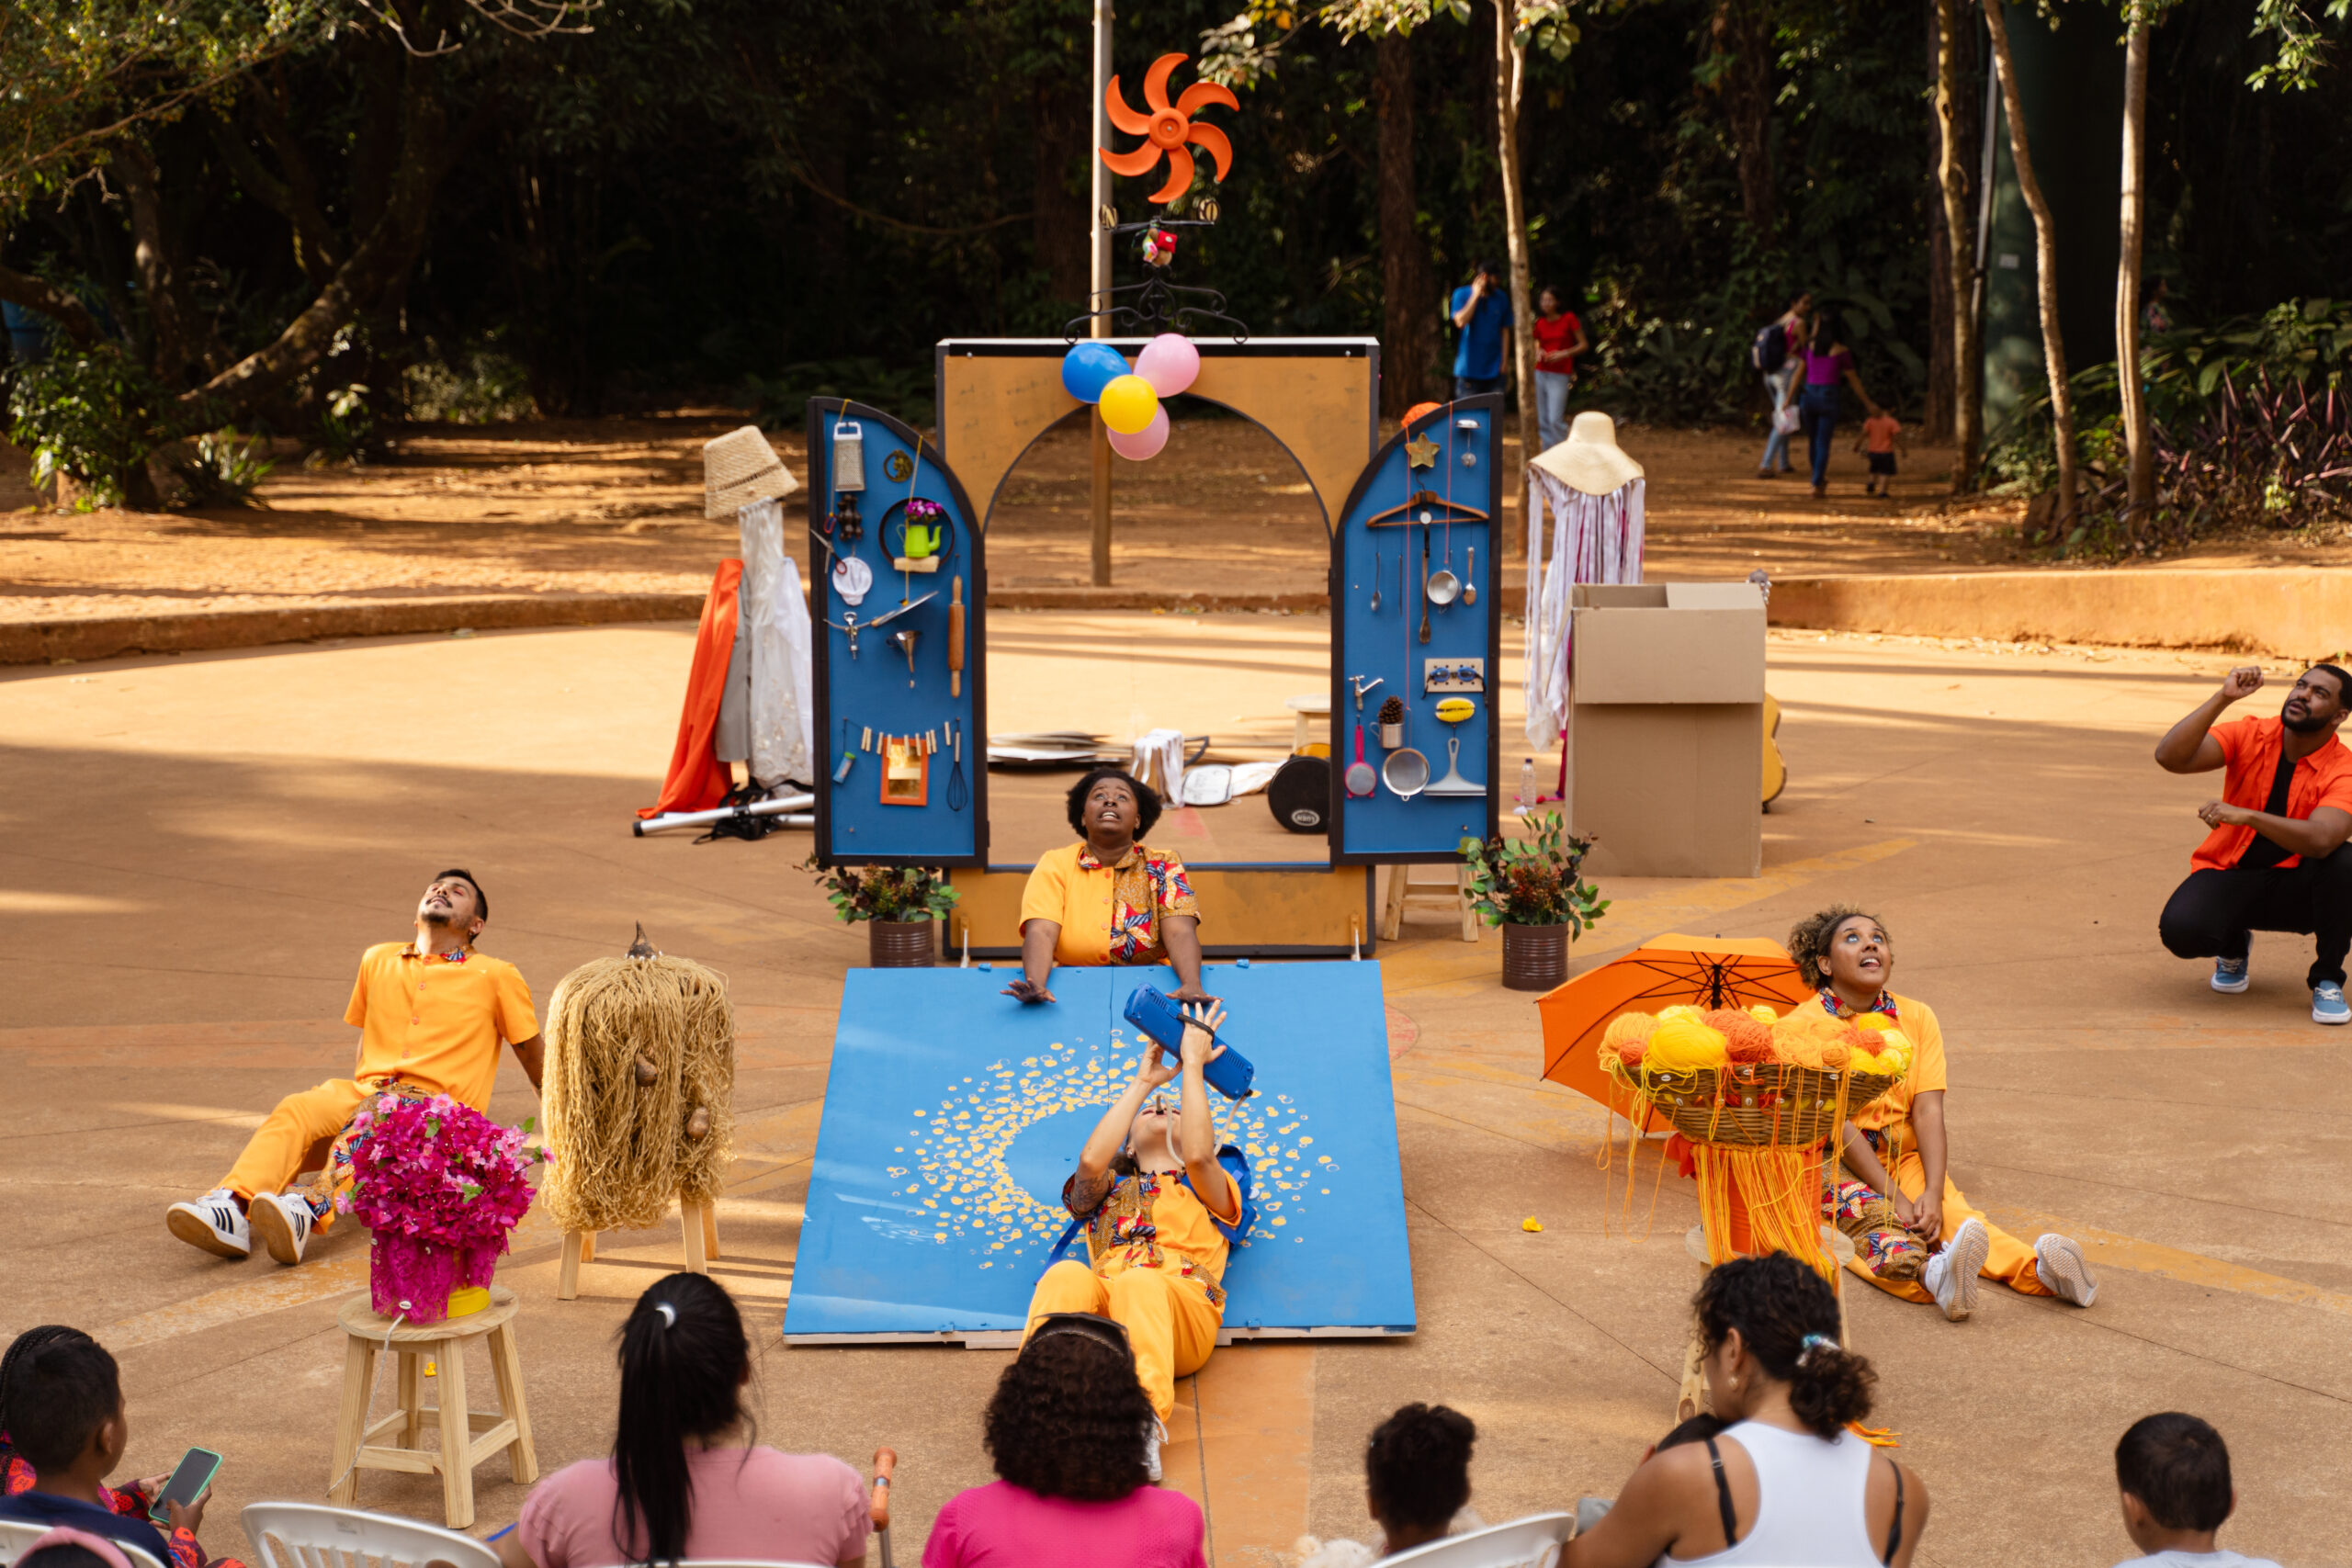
[1060,341,1129,403]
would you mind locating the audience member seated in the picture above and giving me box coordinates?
[0,1330,237,1568]
[17,1528,151,1568]
[2110,1413,2278,1568]
[1294,1403,1484,1567]
[1576,1416,1733,1537]
[922,1314,1204,1568]
[2155,663,2352,1025]
[1565,1252,1930,1567]
[1005,769,1208,1004]
[498,1274,869,1568]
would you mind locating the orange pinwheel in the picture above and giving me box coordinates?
[1100,52,1238,205]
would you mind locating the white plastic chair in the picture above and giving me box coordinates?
[0,1519,166,1568]
[671,1561,828,1567]
[241,1503,499,1568]
[1377,1511,1577,1568]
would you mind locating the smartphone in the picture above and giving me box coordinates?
[147,1447,221,1525]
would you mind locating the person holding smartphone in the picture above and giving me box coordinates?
[0,1328,240,1568]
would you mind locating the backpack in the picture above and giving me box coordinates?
[1044,1145,1259,1269]
[1751,321,1789,373]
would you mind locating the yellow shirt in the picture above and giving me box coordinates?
[345,942,538,1111]
[1787,991,1949,1137]
[1067,1166,1243,1305]
[1019,841,1202,966]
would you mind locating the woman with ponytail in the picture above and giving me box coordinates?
[502,1275,869,1568]
[1566,1253,1929,1567]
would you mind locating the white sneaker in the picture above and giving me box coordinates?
[2035,1233,2098,1306]
[1145,1416,1167,1483]
[166,1190,251,1259]
[249,1190,314,1265]
[1922,1216,1988,1321]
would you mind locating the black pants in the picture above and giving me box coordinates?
[2158,840,2352,987]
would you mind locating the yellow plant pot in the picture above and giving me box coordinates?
[443,1285,492,1319]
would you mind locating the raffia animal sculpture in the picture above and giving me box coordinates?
[541,935,736,1236]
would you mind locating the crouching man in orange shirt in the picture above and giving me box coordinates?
[165,870,544,1266]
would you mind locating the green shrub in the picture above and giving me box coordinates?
[403,344,537,423]
[746,357,935,432]
[170,432,276,508]
[4,342,168,508]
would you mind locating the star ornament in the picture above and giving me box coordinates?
[1404,433,1440,469]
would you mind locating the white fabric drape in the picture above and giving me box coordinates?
[738,498,816,785]
[1522,471,1645,749]
[1130,727,1186,805]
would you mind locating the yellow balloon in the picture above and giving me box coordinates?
[1098,373,1160,435]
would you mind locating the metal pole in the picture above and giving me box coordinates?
[1089,0,1114,587]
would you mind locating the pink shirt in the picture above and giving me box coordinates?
[922,1481,1205,1568]
[518,1448,868,1568]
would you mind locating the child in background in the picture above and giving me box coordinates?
[2110,1414,2278,1568]
[1295,1404,1483,1568]
[1856,407,1905,497]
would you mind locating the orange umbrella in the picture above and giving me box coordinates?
[1537,933,1815,1129]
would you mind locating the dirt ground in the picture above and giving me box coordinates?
[5,618,2346,1568]
[6,411,2338,630]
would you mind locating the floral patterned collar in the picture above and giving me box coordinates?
[1819,987,1896,1021]
[1076,841,1148,874]
[404,942,471,964]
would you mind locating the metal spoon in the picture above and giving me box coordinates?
[1464,546,1477,606]
[1370,547,1382,613]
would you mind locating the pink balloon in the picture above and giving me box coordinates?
[1107,405,1170,460]
[1135,333,1201,398]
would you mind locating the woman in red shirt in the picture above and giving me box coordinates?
[1531,286,1588,454]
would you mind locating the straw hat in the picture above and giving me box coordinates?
[703,425,799,518]
[1530,411,1644,496]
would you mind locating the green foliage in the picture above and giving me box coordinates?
[801,859,960,924]
[3,342,168,506]
[171,432,277,508]
[1458,811,1609,931]
[308,383,377,467]
[747,359,935,433]
[403,342,538,423]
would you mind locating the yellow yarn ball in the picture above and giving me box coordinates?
[1851,1012,1894,1033]
[1644,1016,1730,1071]
[1747,1004,1780,1024]
[1848,1049,1887,1076]
[1657,1004,1705,1024]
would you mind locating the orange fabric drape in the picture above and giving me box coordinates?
[639,558,744,819]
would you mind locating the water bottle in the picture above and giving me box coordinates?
[1517,757,1536,816]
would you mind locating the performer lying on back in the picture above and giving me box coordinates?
[165,870,543,1267]
[1022,1000,1238,1482]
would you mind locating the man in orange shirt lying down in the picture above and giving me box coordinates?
[164,870,544,1266]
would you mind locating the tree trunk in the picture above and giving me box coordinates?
[110,139,198,387]
[1926,172,1954,441]
[1712,0,1776,237]
[1491,0,1537,511]
[1934,0,1983,479]
[2116,4,2154,531]
[1982,0,2075,531]
[0,257,97,345]
[1374,28,1437,415]
[1029,77,1090,309]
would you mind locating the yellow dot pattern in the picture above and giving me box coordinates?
[892,1031,1326,1266]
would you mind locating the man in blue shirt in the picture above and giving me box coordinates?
[1448,260,1513,399]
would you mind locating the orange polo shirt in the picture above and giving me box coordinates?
[345,942,538,1111]
[2191,716,2352,871]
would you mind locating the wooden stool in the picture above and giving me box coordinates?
[331,1285,537,1529]
[557,1194,719,1301]
[1379,863,1480,942]
[1283,693,1330,753]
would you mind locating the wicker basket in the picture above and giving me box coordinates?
[1605,1057,1903,1147]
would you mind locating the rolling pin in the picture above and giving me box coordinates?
[948,574,966,697]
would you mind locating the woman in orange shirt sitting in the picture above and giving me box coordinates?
[1004,768,1210,1004]
[1785,904,2098,1321]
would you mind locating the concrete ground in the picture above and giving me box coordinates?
[4,617,2346,1568]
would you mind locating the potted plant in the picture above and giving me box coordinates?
[804,860,959,967]
[1459,812,1609,992]
[341,1092,540,1322]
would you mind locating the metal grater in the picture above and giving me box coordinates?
[832,420,866,491]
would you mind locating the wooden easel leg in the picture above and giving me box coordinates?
[558,1230,588,1301]
[488,1322,539,1484]
[1379,864,1406,941]
[1456,864,1480,942]
[700,1199,720,1262]
[329,1335,377,1506]
[680,1196,708,1275]
[1676,1327,1710,1424]
[434,1335,474,1529]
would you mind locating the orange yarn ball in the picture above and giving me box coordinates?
[1705,1009,1776,1063]
[1603,1010,1658,1066]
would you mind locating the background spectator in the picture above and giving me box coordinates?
[1448,262,1513,400]
[1532,288,1589,452]
[500,1274,868,1568]
[1295,1402,1483,1567]
[1755,292,1810,476]
[924,1318,1204,1568]
[2111,1413,2277,1568]
[1794,310,1879,498]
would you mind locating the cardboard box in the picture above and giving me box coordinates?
[1567,582,1763,877]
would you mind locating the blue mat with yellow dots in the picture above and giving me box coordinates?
[781,962,1416,1343]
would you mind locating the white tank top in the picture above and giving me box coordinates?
[1662,1420,1887,1568]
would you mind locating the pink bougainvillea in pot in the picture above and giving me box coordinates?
[341,1091,540,1321]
